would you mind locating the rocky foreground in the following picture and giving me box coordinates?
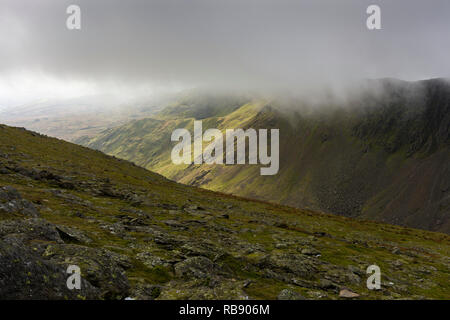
[0,124,449,299]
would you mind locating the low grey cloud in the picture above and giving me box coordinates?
[0,0,449,104]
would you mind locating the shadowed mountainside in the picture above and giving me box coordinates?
[78,79,450,233]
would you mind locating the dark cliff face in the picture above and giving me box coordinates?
[277,78,450,232]
[343,79,450,231]
[352,78,450,156]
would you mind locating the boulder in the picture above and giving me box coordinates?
[339,288,360,298]
[0,218,62,243]
[0,186,40,217]
[174,256,220,279]
[277,289,306,300]
[42,244,131,299]
[265,253,318,278]
[129,281,162,300]
[0,240,99,299]
[55,225,93,244]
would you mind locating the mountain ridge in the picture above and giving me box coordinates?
[78,79,450,233]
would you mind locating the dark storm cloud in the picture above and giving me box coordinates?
[1,0,449,92]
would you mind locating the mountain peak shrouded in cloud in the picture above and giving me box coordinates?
[0,0,450,106]
[0,1,450,302]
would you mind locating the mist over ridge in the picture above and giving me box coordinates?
[1,0,450,107]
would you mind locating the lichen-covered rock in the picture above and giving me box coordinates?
[174,256,220,279]
[180,241,223,260]
[0,240,99,299]
[277,289,306,300]
[319,279,340,291]
[300,247,321,256]
[0,218,62,243]
[0,186,22,201]
[263,253,318,279]
[0,186,39,217]
[42,244,131,299]
[136,251,174,268]
[129,280,162,300]
[55,225,93,244]
[158,279,248,300]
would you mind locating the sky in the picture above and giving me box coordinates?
[0,0,449,107]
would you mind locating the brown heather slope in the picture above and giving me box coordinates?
[1,124,449,299]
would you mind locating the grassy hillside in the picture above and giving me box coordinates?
[79,79,450,234]
[1,124,449,299]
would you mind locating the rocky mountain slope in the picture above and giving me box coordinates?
[1,124,449,299]
[78,79,450,233]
